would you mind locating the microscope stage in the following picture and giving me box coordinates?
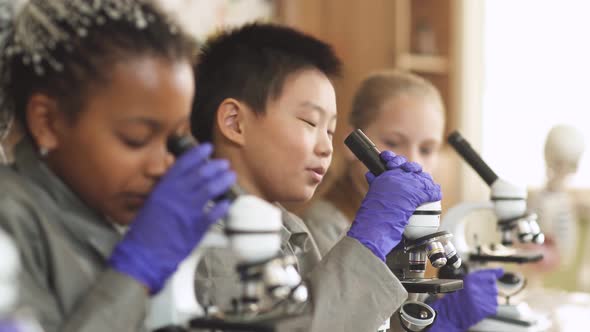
[469,251,543,264]
[189,314,311,332]
[401,278,463,294]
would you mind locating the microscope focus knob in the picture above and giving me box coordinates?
[283,263,309,303]
[291,284,309,303]
[262,261,290,300]
[528,218,545,245]
[517,219,534,243]
[533,233,545,245]
[443,241,462,269]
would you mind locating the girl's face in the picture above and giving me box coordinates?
[348,94,444,196]
[39,56,194,225]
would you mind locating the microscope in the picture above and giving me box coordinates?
[440,131,549,332]
[146,135,310,332]
[0,230,19,325]
[0,229,43,332]
[345,129,464,332]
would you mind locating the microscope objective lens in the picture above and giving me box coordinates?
[426,242,447,268]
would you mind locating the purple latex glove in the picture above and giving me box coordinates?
[109,143,236,294]
[0,321,19,332]
[429,268,504,332]
[347,150,442,261]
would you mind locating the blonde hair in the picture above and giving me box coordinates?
[349,69,445,129]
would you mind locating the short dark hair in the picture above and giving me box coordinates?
[191,23,342,142]
[0,0,197,133]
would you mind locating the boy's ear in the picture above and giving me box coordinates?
[216,98,247,146]
[26,93,66,153]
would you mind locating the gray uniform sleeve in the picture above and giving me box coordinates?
[302,200,349,257]
[18,267,148,332]
[60,269,148,332]
[0,193,149,332]
[306,236,408,331]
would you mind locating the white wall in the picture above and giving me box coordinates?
[157,0,275,41]
[482,0,590,189]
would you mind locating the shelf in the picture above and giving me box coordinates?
[396,53,449,74]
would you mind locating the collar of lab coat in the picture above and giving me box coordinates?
[13,138,121,260]
[276,203,308,243]
[275,203,322,271]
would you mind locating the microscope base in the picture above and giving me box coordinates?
[469,303,551,332]
[188,314,310,332]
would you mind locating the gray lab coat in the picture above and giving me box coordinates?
[0,140,149,332]
[195,200,408,331]
[302,199,350,257]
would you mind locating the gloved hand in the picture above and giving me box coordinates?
[347,150,442,261]
[109,143,236,294]
[429,268,504,332]
[0,321,19,332]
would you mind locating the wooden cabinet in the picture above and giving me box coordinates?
[393,0,462,211]
[393,0,455,130]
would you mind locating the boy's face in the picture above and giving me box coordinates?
[239,69,337,202]
[348,94,444,195]
[43,57,194,225]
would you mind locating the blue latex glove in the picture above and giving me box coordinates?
[347,150,442,261]
[109,143,236,294]
[429,268,504,332]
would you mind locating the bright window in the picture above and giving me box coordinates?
[482,0,590,188]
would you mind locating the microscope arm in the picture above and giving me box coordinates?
[440,201,494,259]
[147,245,209,328]
[147,227,233,328]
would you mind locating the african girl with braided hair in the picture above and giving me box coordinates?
[0,1,236,331]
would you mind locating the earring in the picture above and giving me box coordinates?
[39,146,49,157]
